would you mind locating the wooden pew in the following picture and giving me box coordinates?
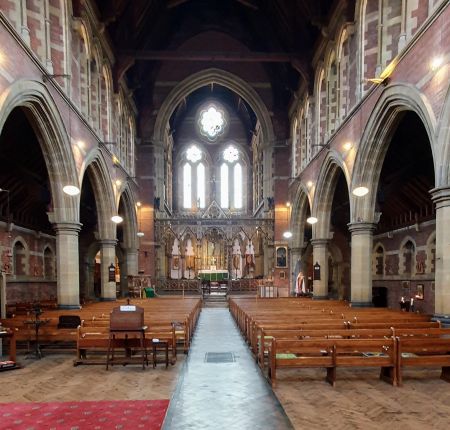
[396,336,450,385]
[269,337,397,387]
[258,327,394,370]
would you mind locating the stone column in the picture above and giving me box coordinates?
[54,222,82,309]
[124,248,138,295]
[100,239,117,301]
[348,222,376,307]
[311,239,329,299]
[126,248,138,277]
[431,187,450,318]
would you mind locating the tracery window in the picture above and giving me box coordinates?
[182,145,206,209]
[197,104,227,142]
[220,145,244,210]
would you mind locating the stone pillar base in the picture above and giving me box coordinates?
[351,301,373,308]
[58,304,82,310]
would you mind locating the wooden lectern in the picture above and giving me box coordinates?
[106,305,148,370]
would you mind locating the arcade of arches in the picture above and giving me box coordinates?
[0,0,449,321]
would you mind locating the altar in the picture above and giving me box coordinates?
[198,269,229,282]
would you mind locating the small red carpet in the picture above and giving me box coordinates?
[0,399,170,430]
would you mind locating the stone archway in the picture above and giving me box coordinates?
[153,68,275,145]
[80,152,117,300]
[313,151,351,240]
[312,151,351,299]
[351,84,436,224]
[351,84,436,308]
[290,184,313,294]
[0,80,80,307]
[116,185,139,296]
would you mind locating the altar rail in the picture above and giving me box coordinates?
[155,279,201,294]
[153,278,261,294]
[229,279,258,293]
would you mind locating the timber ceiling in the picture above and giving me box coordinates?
[86,0,343,110]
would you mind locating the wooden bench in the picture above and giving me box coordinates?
[258,327,394,370]
[396,336,450,385]
[269,337,397,387]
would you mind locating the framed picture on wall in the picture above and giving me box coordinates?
[279,271,286,279]
[401,280,410,294]
[275,246,288,268]
[415,284,424,300]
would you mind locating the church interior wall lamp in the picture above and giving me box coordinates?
[352,186,369,197]
[63,185,80,196]
[307,216,318,225]
[111,215,123,224]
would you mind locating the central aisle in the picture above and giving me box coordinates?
[163,307,294,429]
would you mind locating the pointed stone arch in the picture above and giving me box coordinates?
[0,79,79,224]
[153,68,274,145]
[82,152,116,240]
[313,151,351,239]
[117,184,138,250]
[437,84,450,185]
[290,183,313,250]
[351,84,437,224]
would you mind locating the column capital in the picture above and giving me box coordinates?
[347,222,377,234]
[310,238,329,247]
[53,222,82,234]
[431,186,450,208]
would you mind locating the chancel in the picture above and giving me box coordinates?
[0,1,450,429]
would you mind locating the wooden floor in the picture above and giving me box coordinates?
[274,367,450,429]
[0,353,183,402]
[2,335,450,428]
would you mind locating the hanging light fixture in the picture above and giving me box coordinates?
[352,186,369,197]
[111,215,123,224]
[63,185,80,196]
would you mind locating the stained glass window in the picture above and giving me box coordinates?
[186,145,202,163]
[223,145,239,162]
[198,105,227,141]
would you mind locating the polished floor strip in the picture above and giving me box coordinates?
[163,307,294,430]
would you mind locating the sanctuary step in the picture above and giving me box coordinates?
[202,294,228,308]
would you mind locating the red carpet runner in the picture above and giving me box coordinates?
[0,399,169,429]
